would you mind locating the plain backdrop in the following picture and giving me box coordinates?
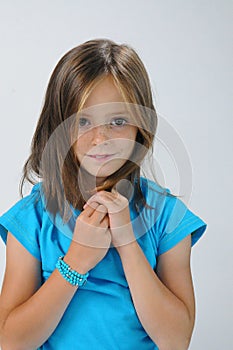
[0,1,232,349]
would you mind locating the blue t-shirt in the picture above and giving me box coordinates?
[0,177,207,350]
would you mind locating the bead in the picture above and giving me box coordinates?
[56,256,89,287]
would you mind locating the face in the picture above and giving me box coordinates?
[73,76,138,186]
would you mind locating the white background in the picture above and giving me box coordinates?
[0,1,232,349]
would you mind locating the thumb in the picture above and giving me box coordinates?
[111,187,117,193]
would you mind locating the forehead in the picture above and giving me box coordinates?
[80,102,128,116]
[83,76,126,108]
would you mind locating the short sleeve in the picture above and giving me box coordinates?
[0,184,42,261]
[157,194,207,255]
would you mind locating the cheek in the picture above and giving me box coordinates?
[127,126,138,140]
[119,128,138,146]
[73,141,84,162]
[117,140,136,159]
[74,134,88,151]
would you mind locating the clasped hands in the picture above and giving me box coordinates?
[82,188,135,249]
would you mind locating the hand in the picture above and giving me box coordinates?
[84,188,135,248]
[65,202,111,274]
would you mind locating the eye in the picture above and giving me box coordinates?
[78,118,90,128]
[110,117,128,127]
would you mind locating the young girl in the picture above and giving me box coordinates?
[0,39,207,350]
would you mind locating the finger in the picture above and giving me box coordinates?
[91,204,108,222]
[86,191,117,206]
[86,194,126,215]
[86,194,112,211]
[83,201,108,217]
[99,214,110,227]
[82,201,99,217]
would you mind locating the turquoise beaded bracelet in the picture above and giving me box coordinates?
[56,256,89,287]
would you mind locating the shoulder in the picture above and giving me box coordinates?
[0,183,45,261]
[139,176,192,221]
[139,176,171,211]
[138,177,207,253]
[2,183,44,222]
[139,176,170,196]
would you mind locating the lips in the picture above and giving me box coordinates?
[88,154,113,158]
[87,154,116,161]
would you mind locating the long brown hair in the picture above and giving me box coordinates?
[20,38,174,221]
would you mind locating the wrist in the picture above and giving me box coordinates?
[64,246,90,275]
[116,240,139,259]
[111,226,136,248]
[56,256,89,287]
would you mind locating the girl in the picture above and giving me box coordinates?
[0,39,207,350]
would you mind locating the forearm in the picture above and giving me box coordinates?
[1,266,78,350]
[117,241,193,350]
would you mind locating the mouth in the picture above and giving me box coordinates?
[87,154,116,162]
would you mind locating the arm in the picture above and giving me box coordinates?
[117,235,195,350]
[83,190,195,349]
[0,203,111,350]
[0,232,79,350]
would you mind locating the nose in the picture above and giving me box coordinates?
[91,125,110,144]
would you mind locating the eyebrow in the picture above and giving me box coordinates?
[79,110,129,118]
